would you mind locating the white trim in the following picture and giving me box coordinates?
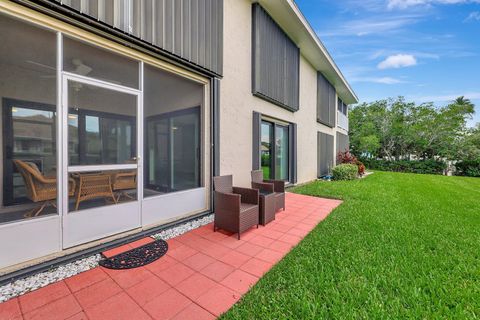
[68,164,137,173]
[137,61,144,219]
[62,71,141,94]
[56,31,64,250]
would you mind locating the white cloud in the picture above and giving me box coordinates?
[387,0,480,10]
[465,11,480,21]
[416,92,480,102]
[351,77,405,84]
[318,15,420,37]
[377,54,417,69]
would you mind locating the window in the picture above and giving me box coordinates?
[0,14,57,223]
[143,64,203,196]
[252,4,300,111]
[338,98,348,115]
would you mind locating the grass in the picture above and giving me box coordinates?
[221,172,480,319]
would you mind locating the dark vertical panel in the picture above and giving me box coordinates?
[317,73,336,127]
[164,0,174,52]
[190,0,199,63]
[252,4,299,112]
[154,0,164,48]
[69,0,81,11]
[318,132,334,177]
[104,0,114,25]
[212,78,221,176]
[216,0,224,74]
[327,134,334,171]
[86,0,98,19]
[252,112,262,170]
[182,0,191,61]
[289,123,297,184]
[204,0,212,70]
[132,0,141,38]
[198,0,206,67]
[336,132,349,156]
[142,0,153,43]
[174,0,182,55]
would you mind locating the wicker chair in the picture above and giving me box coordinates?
[108,170,137,202]
[213,175,259,240]
[251,170,286,211]
[14,160,75,217]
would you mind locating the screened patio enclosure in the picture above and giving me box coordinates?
[0,12,210,269]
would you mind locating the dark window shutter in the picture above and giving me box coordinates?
[252,111,262,170]
[252,4,299,111]
[318,132,335,177]
[317,73,336,127]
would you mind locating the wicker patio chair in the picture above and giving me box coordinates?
[14,160,75,217]
[213,175,259,240]
[108,170,137,202]
[74,173,116,210]
[251,170,286,211]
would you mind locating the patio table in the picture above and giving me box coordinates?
[259,190,275,226]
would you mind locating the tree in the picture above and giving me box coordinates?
[348,96,476,161]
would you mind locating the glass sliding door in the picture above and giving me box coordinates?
[260,120,290,182]
[261,121,273,180]
[275,125,289,180]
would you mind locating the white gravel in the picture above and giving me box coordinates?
[151,214,214,240]
[0,213,213,303]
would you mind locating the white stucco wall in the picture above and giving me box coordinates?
[220,0,340,187]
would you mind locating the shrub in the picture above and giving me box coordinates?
[356,161,366,176]
[332,164,358,181]
[337,150,365,176]
[455,160,480,177]
[337,150,357,164]
[359,158,447,175]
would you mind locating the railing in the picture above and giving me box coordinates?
[337,111,348,131]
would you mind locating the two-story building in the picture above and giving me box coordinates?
[0,0,357,276]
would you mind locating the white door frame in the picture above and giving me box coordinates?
[60,72,143,248]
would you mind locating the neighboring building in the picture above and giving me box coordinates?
[0,0,357,274]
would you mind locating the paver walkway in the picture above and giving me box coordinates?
[0,193,341,320]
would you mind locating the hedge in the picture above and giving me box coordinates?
[455,160,480,177]
[359,158,447,175]
[333,164,358,181]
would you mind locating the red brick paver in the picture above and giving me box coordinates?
[0,193,341,319]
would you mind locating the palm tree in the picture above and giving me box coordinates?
[454,96,474,108]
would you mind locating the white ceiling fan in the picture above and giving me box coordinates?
[26,58,121,86]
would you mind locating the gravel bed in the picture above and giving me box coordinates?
[151,214,214,240]
[0,213,213,303]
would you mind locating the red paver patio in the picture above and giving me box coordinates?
[0,193,341,320]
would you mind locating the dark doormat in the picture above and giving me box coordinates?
[99,239,168,270]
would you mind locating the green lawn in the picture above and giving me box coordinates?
[222,172,480,319]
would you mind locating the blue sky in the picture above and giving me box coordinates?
[295,0,480,126]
